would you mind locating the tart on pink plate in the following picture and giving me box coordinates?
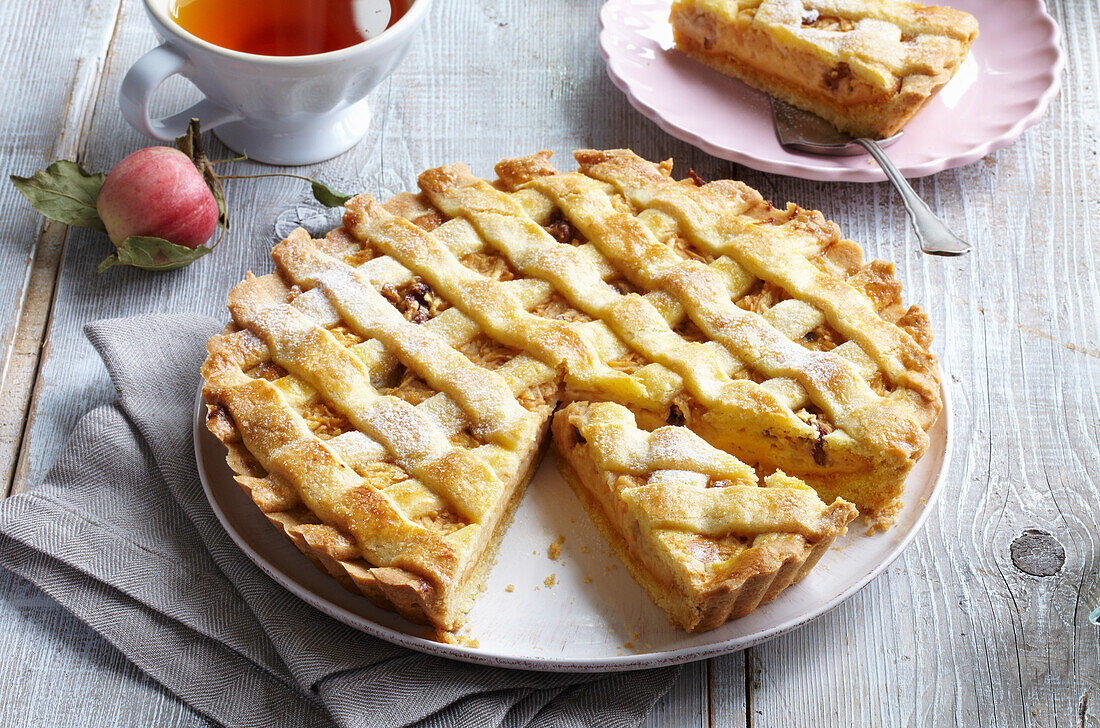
[599,0,1063,182]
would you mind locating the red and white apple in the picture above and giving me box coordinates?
[96,147,219,249]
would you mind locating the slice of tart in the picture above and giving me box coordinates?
[202,223,561,633]
[553,401,858,632]
[670,0,979,138]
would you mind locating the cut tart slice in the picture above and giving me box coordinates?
[553,401,858,631]
[202,224,560,632]
[670,0,979,139]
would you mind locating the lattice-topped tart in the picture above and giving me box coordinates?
[202,148,941,633]
[670,0,979,139]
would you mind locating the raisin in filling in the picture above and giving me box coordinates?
[381,278,448,323]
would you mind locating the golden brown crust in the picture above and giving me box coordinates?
[202,148,941,632]
[670,0,978,138]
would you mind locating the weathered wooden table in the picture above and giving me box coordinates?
[0,0,1095,725]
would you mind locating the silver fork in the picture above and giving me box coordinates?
[770,98,969,257]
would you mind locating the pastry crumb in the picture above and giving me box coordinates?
[505,584,515,592]
[544,573,557,588]
[624,642,635,648]
[583,577,591,583]
[547,535,565,560]
[580,545,589,553]
[437,631,480,648]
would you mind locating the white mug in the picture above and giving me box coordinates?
[121,0,431,165]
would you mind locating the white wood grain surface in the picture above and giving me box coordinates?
[1,0,1096,726]
[0,0,123,496]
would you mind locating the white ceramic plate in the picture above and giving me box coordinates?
[195,385,952,671]
[598,0,1063,182]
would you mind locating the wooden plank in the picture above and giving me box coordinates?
[709,651,749,728]
[0,0,124,496]
[643,660,710,728]
[7,0,307,493]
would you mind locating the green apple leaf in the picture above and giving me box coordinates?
[98,235,212,273]
[311,180,354,207]
[10,160,107,231]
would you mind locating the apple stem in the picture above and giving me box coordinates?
[208,172,228,249]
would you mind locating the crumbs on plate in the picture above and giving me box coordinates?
[437,630,480,648]
[547,535,565,560]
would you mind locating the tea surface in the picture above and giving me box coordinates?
[172,0,409,56]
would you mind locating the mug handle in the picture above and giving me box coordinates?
[119,43,242,141]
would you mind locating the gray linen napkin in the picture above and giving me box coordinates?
[0,314,680,728]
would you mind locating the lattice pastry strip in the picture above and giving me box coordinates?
[518,168,893,427]
[752,0,974,84]
[424,171,747,404]
[464,158,901,420]
[419,168,803,429]
[204,368,464,583]
[227,280,507,523]
[303,212,567,406]
[272,230,534,450]
[425,203,766,404]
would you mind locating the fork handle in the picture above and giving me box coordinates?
[854,138,970,257]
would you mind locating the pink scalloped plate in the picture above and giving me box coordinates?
[599,0,1063,182]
